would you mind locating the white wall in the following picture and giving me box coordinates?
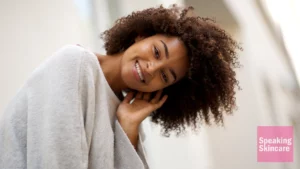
[0,0,97,112]
[203,0,300,169]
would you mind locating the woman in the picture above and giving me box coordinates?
[0,5,241,169]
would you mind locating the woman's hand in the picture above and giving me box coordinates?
[116,90,168,149]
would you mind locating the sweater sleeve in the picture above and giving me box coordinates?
[137,125,150,169]
[0,44,150,169]
[0,45,91,169]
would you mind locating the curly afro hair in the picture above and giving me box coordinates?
[101,5,242,136]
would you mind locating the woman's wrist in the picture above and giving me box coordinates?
[127,129,139,150]
[118,119,139,149]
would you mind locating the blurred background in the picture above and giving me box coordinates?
[0,0,299,169]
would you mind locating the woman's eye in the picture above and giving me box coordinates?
[154,46,160,59]
[161,70,168,83]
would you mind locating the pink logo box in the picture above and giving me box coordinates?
[257,126,293,162]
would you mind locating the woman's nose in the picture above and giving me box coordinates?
[146,61,162,77]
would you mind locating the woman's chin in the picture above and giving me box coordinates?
[123,81,157,93]
[126,86,146,93]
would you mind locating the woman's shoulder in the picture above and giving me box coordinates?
[46,44,100,71]
[37,44,86,70]
[51,44,87,63]
[27,45,100,84]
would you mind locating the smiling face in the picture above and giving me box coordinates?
[120,34,189,92]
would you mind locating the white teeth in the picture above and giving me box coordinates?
[135,62,144,81]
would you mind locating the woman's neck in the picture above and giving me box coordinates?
[95,52,127,96]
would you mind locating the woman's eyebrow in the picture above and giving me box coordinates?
[160,40,169,58]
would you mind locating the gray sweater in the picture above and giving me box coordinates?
[0,45,148,169]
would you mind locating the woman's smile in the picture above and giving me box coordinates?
[133,60,145,83]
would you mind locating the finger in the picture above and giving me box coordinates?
[150,90,163,104]
[142,95,168,119]
[135,91,143,99]
[143,92,151,101]
[123,92,134,103]
[154,95,168,109]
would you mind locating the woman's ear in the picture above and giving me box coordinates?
[135,36,145,43]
